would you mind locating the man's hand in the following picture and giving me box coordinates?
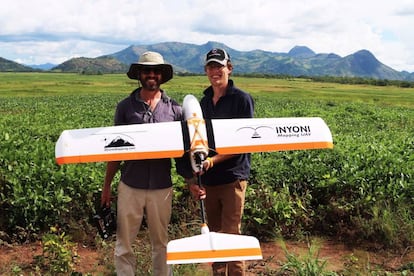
[101,183,112,208]
[188,183,206,200]
[101,161,120,207]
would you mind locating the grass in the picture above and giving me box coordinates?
[1,73,413,109]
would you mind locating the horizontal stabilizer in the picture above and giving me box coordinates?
[167,231,262,264]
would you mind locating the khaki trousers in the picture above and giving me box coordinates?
[204,179,247,276]
[115,181,172,276]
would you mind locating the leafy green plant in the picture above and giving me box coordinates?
[351,202,414,249]
[34,226,79,274]
[244,175,314,240]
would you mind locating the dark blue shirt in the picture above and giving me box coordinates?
[114,88,190,189]
[200,79,255,186]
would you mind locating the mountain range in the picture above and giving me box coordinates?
[1,41,414,81]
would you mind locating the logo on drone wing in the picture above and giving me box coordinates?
[236,126,274,138]
[104,135,135,151]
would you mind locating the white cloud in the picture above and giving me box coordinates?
[1,0,414,71]
[7,40,125,65]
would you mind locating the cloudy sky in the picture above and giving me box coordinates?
[1,0,414,72]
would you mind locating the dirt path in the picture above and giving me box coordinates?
[1,238,413,275]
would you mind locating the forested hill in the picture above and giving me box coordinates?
[52,56,128,74]
[106,41,413,81]
[0,57,35,72]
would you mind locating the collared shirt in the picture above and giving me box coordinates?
[114,88,183,189]
[200,79,255,186]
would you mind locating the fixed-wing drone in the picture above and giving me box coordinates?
[55,94,333,264]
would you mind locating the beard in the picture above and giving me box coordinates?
[141,77,161,91]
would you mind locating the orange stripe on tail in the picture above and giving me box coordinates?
[167,247,262,261]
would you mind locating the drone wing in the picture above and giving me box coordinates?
[55,121,184,165]
[208,117,333,154]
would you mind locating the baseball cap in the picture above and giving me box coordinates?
[205,48,230,66]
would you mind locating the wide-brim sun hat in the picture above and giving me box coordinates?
[127,51,173,83]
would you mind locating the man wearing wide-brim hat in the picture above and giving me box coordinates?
[127,51,173,84]
[101,51,192,276]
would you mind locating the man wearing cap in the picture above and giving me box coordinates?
[188,48,255,275]
[101,51,191,276]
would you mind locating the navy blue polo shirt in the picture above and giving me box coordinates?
[200,79,255,186]
[114,88,185,189]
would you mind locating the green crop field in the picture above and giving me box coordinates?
[1,72,413,106]
[0,72,413,274]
